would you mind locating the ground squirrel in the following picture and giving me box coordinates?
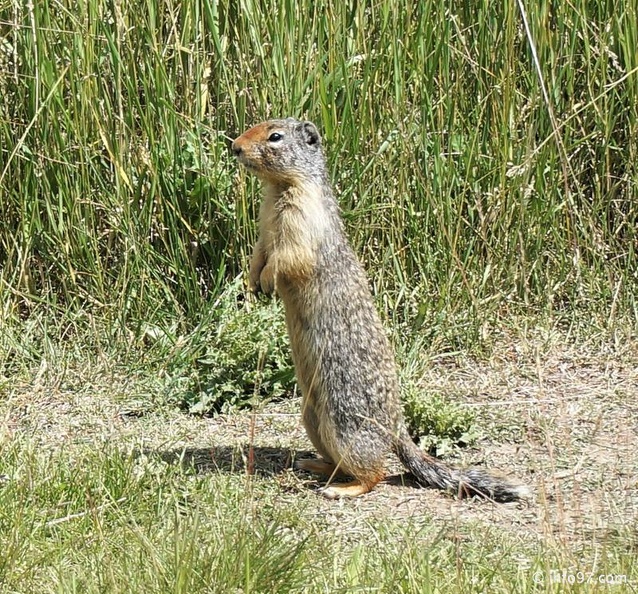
[232,118,529,501]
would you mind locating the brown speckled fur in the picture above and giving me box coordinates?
[232,118,529,501]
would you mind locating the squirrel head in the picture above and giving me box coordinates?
[232,118,327,185]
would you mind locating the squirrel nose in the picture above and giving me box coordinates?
[231,141,242,157]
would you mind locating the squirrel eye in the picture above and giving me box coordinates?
[268,132,283,142]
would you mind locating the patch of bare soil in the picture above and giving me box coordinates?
[3,340,637,550]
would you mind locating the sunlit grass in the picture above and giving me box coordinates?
[0,2,637,588]
[1,0,635,342]
[0,436,634,593]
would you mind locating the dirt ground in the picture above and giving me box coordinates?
[4,337,638,551]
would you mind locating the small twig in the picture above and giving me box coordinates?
[463,398,571,407]
[45,497,127,527]
[553,455,586,480]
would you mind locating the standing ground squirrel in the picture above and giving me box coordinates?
[232,118,529,501]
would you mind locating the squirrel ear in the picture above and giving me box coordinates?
[300,121,321,146]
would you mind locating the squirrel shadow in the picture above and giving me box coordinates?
[149,445,305,477]
[144,444,422,489]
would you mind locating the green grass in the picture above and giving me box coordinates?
[1,0,636,342]
[1,0,636,400]
[1,0,638,590]
[0,441,309,593]
[0,438,634,594]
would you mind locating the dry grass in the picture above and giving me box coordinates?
[2,331,636,591]
[5,333,636,548]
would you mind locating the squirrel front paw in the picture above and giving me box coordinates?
[248,268,262,294]
[259,263,276,295]
[248,251,266,294]
[248,260,275,296]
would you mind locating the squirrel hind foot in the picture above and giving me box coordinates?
[319,480,375,499]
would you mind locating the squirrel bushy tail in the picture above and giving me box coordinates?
[394,428,529,502]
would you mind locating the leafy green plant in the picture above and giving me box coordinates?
[402,383,479,456]
[157,281,295,414]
